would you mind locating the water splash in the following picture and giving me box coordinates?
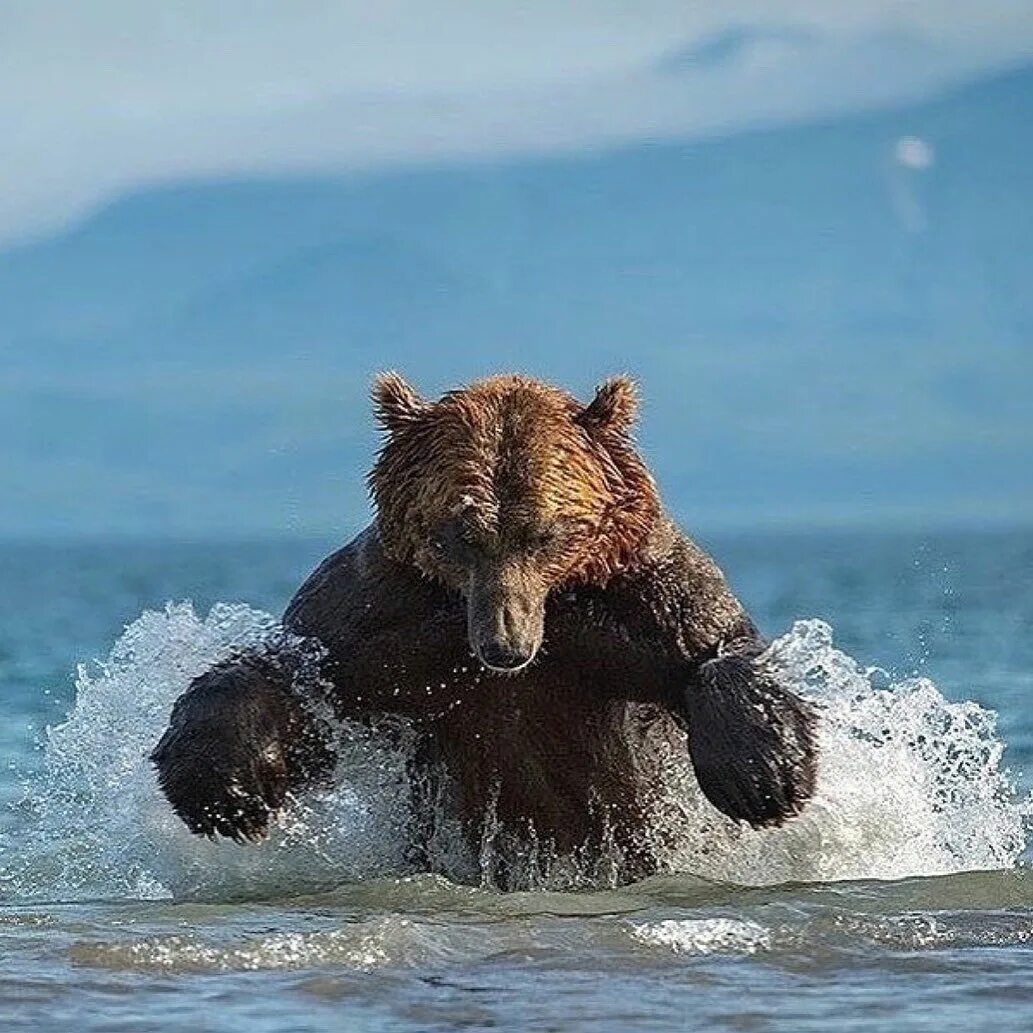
[1,603,424,902]
[649,619,1031,886]
[1,607,1028,902]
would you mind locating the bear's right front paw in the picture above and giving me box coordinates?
[151,727,292,844]
[151,653,336,842]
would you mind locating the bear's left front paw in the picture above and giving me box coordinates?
[683,652,819,827]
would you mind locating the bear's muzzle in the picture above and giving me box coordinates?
[466,564,546,674]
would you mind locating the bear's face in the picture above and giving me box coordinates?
[369,374,660,673]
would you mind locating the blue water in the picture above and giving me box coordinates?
[1,528,1032,1031]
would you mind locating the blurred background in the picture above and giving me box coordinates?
[0,1,1030,538]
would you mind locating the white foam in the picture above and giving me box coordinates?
[628,917,772,955]
[2,607,1028,901]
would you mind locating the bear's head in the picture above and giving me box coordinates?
[369,373,661,673]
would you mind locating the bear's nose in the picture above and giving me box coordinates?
[477,640,535,673]
[466,566,545,675]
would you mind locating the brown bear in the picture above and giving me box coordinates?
[152,374,818,885]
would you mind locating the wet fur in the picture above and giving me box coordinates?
[151,375,819,883]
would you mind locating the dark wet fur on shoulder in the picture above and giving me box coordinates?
[151,373,821,883]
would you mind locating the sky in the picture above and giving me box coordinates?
[2,1,1033,249]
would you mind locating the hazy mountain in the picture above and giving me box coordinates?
[1,64,1030,536]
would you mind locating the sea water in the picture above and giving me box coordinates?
[0,529,1031,1031]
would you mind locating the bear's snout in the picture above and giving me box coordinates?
[466,566,545,674]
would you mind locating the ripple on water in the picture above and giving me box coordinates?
[626,917,772,956]
[66,916,453,973]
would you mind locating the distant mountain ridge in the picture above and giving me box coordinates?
[1,63,1030,536]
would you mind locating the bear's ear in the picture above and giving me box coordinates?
[371,371,429,432]
[576,376,639,434]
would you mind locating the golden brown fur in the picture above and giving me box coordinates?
[370,373,660,588]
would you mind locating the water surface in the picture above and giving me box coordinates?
[1,529,1031,1031]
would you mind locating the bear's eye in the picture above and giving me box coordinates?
[524,519,577,551]
[429,517,479,560]
[428,524,455,554]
